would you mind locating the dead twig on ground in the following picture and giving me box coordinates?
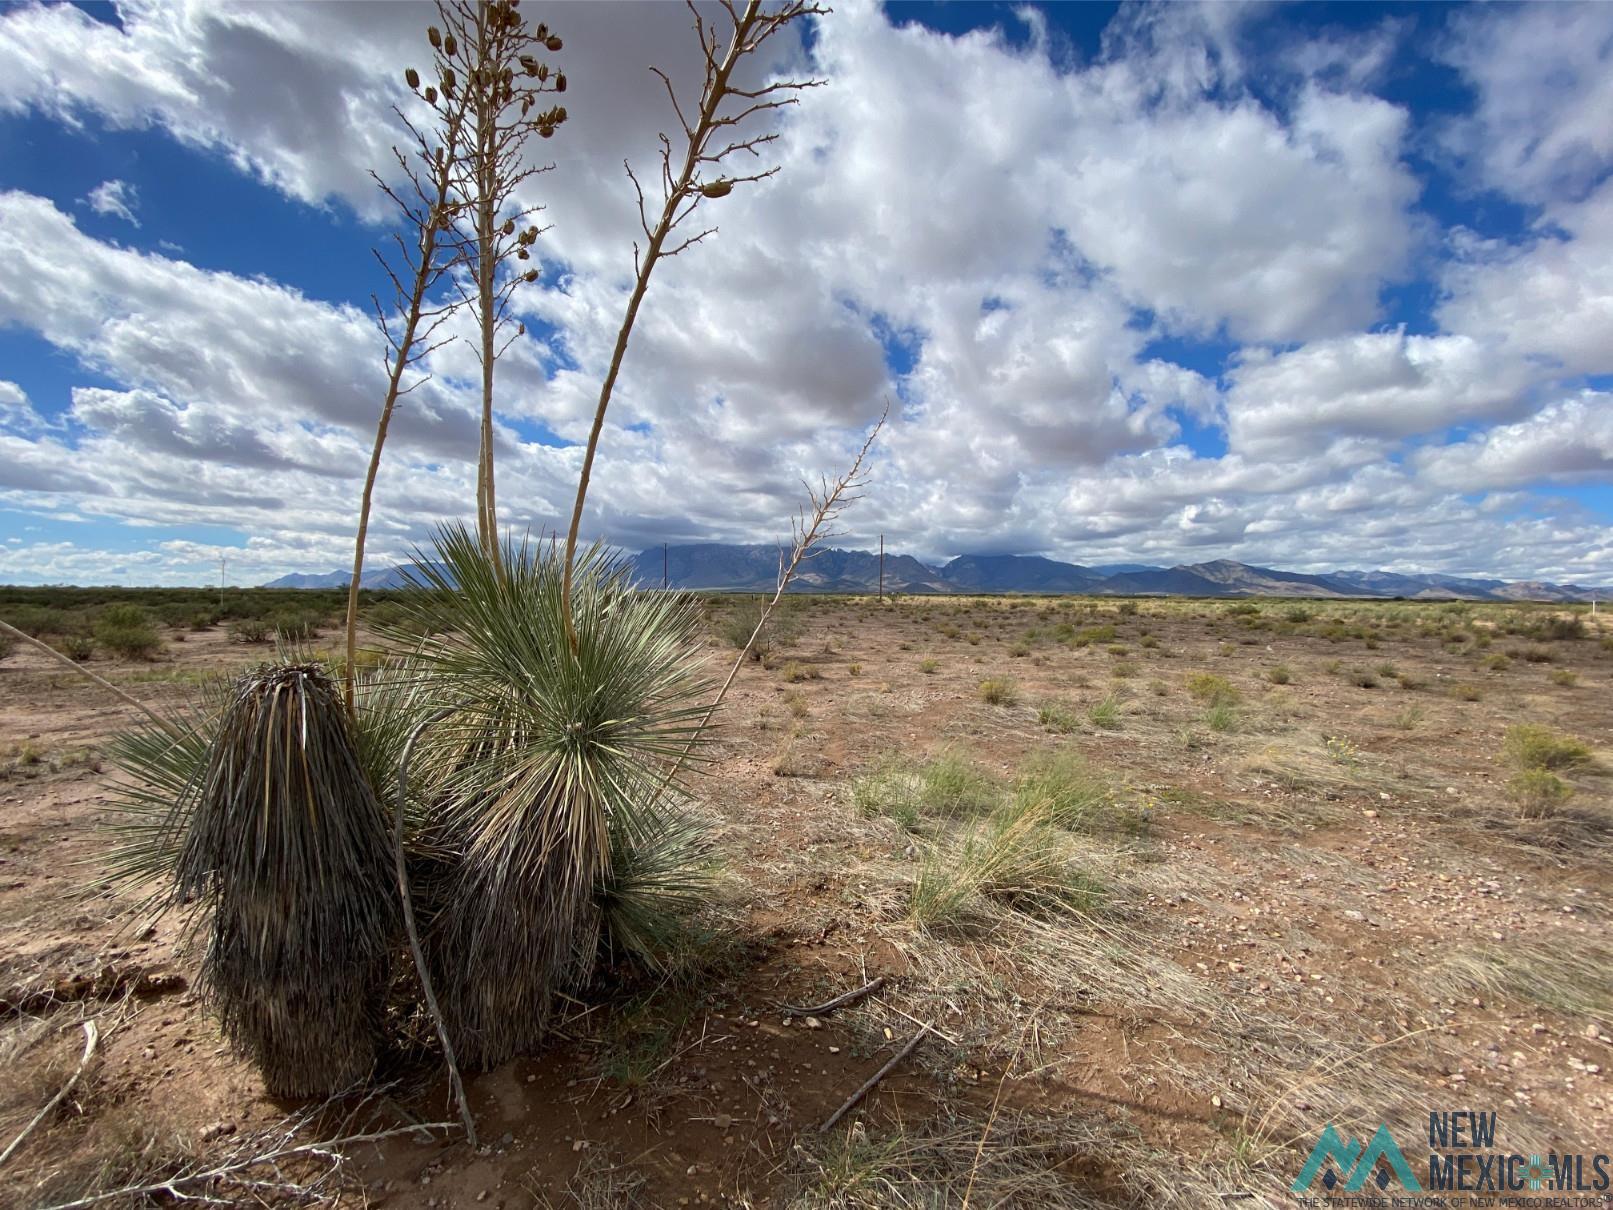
[819,1024,929,1133]
[781,976,885,1017]
[0,1022,98,1169]
[35,1122,455,1210]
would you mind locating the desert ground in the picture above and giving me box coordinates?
[1,592,1610,1208]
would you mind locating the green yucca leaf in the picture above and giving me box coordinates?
[386,525,715,1068]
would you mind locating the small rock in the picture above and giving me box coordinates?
[805,1016,822,1030]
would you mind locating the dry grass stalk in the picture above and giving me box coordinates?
[651,409,886,807]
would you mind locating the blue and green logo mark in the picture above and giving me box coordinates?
[1292,1123,1424,1193]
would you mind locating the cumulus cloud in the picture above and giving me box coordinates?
[1417,394,1613,493]
[83,178,140,225]
[0,1,1607,585]
[1439,2,1613,205]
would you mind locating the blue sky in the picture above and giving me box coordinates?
[0,0,1610,586]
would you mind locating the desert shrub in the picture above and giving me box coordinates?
[272,609,323,642]
[1008,642,1030,658]
[1508,769,1573,819]
[1535,615,1586,641]
[93,604,161,660]
[720,596,799,661]
[1284,605,1313,623]
[1074,624,1116,646]
[1186,672,1238,705]
[1450,682,1483,702]
[919,657,938,675]
[1225,602,1259,617]
[1519,646,1554,663]
[1549,668,1578,687]
[1503,724,1591,771]
[228,618,270,644]
[0,630,14,663]
[1203,702,1239,733]
[55,635,94,661]
[1393,706,1424,731]
[1348,668,1378,689]
[1110,659,1138,678]
[780,660,820,683]
[978,677,1017,706]
[1396,671,1427,690]
[0,604,80,637]
[909,796,1101,928]
[1115,600,1138,616]
[1013,751,1119,833]
[1265,664,1292,685]
[852,752,999,827]
[1484,654,1511,671]
[847,662,861,677]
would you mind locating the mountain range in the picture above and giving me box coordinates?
[263,545,1609,602]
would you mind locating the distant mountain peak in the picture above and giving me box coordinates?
[262,545,1608,603]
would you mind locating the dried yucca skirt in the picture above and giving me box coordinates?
[176,664,398,1097]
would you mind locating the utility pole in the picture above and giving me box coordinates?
[663,543,669,591]
[878,534,884,602]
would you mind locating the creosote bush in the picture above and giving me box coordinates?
[93,604,162,660]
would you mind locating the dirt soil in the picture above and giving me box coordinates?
[1,598,1610,1208]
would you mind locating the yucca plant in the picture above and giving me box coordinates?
[142,665,401,1096]
[384,525,713,1069]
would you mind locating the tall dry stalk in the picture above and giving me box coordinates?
[342,25,475,710]
[649,406,886,808]
[559,0,827,646]
[434,0,570,562]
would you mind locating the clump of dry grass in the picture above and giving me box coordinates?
[977,677,1018,706]
[790,1109,1222,1208]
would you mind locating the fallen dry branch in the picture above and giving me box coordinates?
[0,620,180,740]
[36,1122,455,1210]
[781,976,885,1018]
[819,1024,930,1134]
[0,1021,98,1169]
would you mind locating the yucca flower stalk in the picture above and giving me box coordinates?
[380,525,712,1069]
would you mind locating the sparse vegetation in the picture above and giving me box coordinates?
[1503,723,1592,771]
[978,676,1018,706]
[92,604,161,660]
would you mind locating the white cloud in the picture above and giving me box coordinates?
[1416,394,1613,493]
[0,2,1607,586]
[83,178,139,226]
[1440,2,1613,205]
[1224,329,1535,458]
[1437,178,1613,379]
